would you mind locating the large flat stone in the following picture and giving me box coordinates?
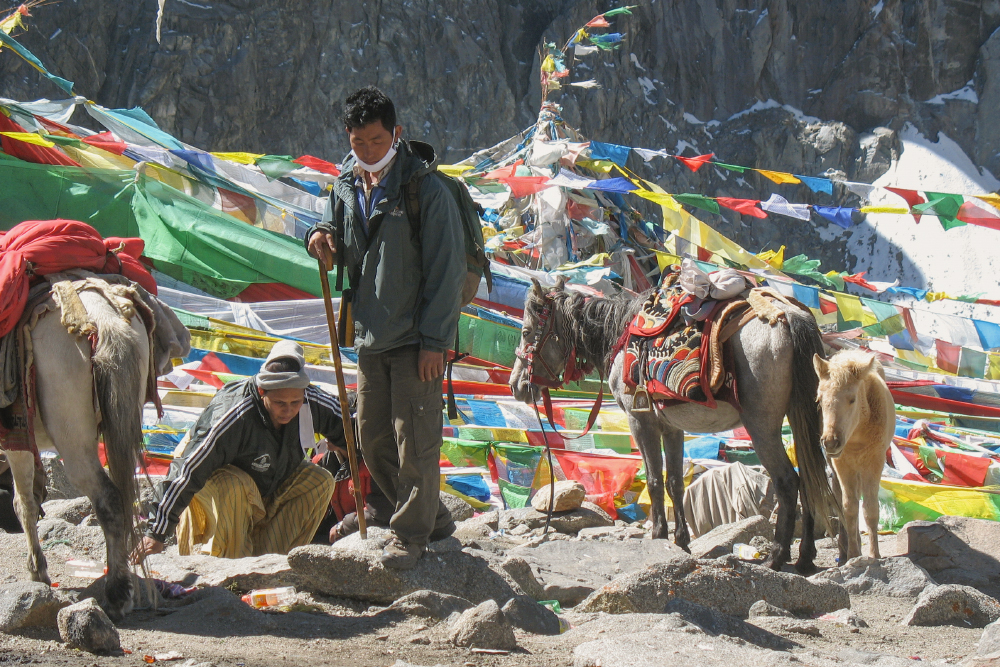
[688,515,774,560]
[145,550,299,590]
[499,501,614,535]
[898,517,1000,588]
[903,584,1000,627]
[0,581,68,632]
[576,554,849,617]
[809,556,936,597]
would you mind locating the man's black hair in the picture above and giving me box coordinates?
[342,86,396,133]
[264,357,301,373]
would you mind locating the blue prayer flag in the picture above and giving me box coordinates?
[813,205,855,229]
[683,436,723,460]
[586,176,635,193]
[170,149,217,175]
[791,283,821,309]
[886,286,930,300]
[589,141,631,167]
[974,320,1000,351]
[796,175,833,195]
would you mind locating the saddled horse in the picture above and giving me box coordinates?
[4,287,149,621]
[509,278,841,573]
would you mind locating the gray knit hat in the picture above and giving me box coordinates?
[256,340,310,390]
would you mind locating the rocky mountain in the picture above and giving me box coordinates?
[1,0,998,288]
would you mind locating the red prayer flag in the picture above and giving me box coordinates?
[552,450,643,519]
[717,197,767,218]
[293,155,340,177]
[676,153,714,172]
[0,113,80,167]
[483,160,523,180]
[939,451,992,487]
[957,201,1000,231]
[499,176,551,198]
[196,352,232,375]
[585,16,611,27]
[82,132,127,156]
[819,295,838,315]
[935,339,960,374]
[842,272,879,292]
[885,187,927,223]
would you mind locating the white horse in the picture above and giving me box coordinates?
[5,288,149,621]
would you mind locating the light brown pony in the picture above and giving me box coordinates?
[813,350,895,560]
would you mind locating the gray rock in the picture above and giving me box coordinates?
[439,492,474,522]
[147,587,275,636]
[748,600,795,619]
[145,551,298,590]
[501,594,561,635]
[56,598,119,653]
[499,501,613,535]
[663,598,792,649]
[506,538,688,607]
[688,515,775,560]
[0,581,69,631]
[41,497,93,525]
[898,517,1000,588]
[903,584,1000,628]
[36,518,76,543]
[448,599,517,651]
[386,590,473,620]
[576,554,849,617]
[818,608,869,628]
[964,651,1000,667]
[530,481,586,513]
[981,618,1000,655]
[287,543,522,605]
[809,556,937,597]
[751,617,822,637]
[40,453,80,501]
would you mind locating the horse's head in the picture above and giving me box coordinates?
[509,277,578,404]
[813,352,876,458]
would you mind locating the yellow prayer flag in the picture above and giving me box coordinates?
[0,131,55,148]
[989,354,1000,381]
[541,55,556,72]
[557,253,610,270]
[632,189,682,211]
[974,194,1000,210]
[438,164,472,177]
[925,291,948,302]
[898,348,933,369]
[860,306,878,328]
[577,159,616,173]
[211,152,264,165]
[756,245,785,270]
[860,206,910,214]
[756,170,801,185]
[655,251,681,272]
[0,11,25,36]
[833,292,864,323]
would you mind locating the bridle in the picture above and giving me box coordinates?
[514,289,604,437]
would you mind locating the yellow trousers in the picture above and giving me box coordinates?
[176,461,334,558]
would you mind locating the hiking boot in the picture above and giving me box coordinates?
[429,520,457,542]
[329,508,386,544]
[380,536,425,570]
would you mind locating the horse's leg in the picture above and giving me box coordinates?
[830,464,849,565]
[662,425,690,551]
[6,451,47,584]
[630,414,668,539]
[742,419,798,571]
[837,464,862,560]
[861,470,881,559]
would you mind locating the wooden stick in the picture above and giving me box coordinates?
[317,259,366,540]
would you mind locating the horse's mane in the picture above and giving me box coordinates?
[824,349,881,387]
[528,285,649,375]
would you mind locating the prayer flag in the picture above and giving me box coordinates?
[886,286,930,300]
[589,141,631,167]
[935,339,961,374]
[499,176,551,198]
[0,131,54,147]
[959,347,988,379]
[760,193,810,220]
[568,79,601,88]
[632,189,681,211]
[717,197,767,218]
[957,201,1000,231]
[293,155,340,176]
[973,193,1000,209]
[212,152,264,165]
[842,272,880,291]
[585,16,611,27]
[633,148,669,162]
[914,192,966,230]
[673,193,720,214]
[255,155,298,180]
[757,170,801,185]
[860,206,909,214]
[974,320,1000,350]
[814,205,855,229]
[603,6,637,17]
[0,30,74,94]
[713,162,746,173]
[676,153,714,172]
[586,177,635,194]
[796,175,833,194]
[884,187,927,223]
[574,43,599,56]
[81,133,128,156]
[990,354,1000,380]
[792,283,821,309]
[833,293,864,326]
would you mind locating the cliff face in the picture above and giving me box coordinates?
[1,0,998,278]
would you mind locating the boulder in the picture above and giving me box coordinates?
[501,594,561,635]
[747,600,794,619]
[36,518,76,543]
[965,651,1000,667]
[386,590,473,620]
[530,481,586,513]
[0,581,69,632]
[41,497,93,525]
[448,599,517,651]
[688,515,774,560]
[818,608,869,628]
[750,617,822,637]
[662,598,792,649]
[577,525,645,541]
[439,492,474,522]
[576,555,849,617]
[903,584,1000,628]
[809,556,936,597]
[499,501,613,535]
[981,618,1000,656]
[40,453,80,500]
[504,538,688,607]
[145,550,298,590]
[287,543,523,605]
[57,598,119,653]
[898,518,1000,588]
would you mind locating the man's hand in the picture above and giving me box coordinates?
[418,349,445,382]
[308,231,337,271]
[130,536,165,565]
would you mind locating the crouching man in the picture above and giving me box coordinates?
[132,340,341,562]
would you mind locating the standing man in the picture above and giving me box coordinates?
[306,86,464,569]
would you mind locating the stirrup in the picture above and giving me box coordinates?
[632,384,652,413]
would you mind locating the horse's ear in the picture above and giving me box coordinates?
[865,355,877,376]
[813,354,829,380]
[530,278,544,297]
[555,275,568,291]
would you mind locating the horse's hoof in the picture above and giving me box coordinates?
[794,560,819,576]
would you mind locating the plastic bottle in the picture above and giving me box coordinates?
[67,560,107,579]
[240,586,297,608]
[732,543,762,560]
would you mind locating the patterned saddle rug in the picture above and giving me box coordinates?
[619,269,792,410]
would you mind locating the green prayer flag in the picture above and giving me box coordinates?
[498,479,531,509]
[0,31,74,94]
[45,135,84,149]
[913,192,966,230]
[255,155,298,181]
[603,6,636,17]
[959,347,988,379]
[673,193,720,215]
[713,162,747,173]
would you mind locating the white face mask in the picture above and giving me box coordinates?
[352,134,399,173]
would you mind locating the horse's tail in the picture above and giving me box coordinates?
[785,307,841,536]
[91,306,146,552]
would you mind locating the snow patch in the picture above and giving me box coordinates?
[755,8,769,26]
[924,81,978,105]
[638,77,656,105]
[675,139,698,155]
[728,99,820,123]
[630,53,646,72]
[682,112,704,125]
[871,0,884,18]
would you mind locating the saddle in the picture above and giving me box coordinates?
[619,266,800,411]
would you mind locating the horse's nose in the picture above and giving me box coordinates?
[821,435,842,456]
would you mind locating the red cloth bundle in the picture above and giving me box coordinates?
[0,219,157,338]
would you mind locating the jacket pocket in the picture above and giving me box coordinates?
[408,395,442,459]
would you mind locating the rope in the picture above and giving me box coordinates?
[532,397,556,536]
